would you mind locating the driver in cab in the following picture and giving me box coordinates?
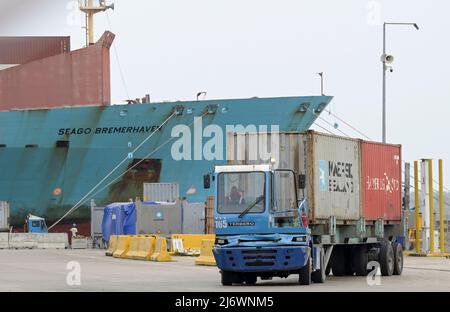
[227,186,245,205]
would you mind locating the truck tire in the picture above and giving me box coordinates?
[392,242,403,276]
[379,242,394,276]
[325,264,331,276]
[221,271,242,286]
[353,246,368,276]
[299,257,311,285]
[311,249,326,283]
[331,247,346,276]
[244,274,257,285]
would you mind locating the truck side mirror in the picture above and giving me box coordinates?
[203,174,211,189]
[298,174,306,189]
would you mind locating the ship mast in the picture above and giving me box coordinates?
[79,0,114,46]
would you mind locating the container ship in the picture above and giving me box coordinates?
[0,3,332,231]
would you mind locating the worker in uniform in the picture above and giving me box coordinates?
[70,223,78,239]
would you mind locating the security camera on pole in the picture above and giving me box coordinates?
[381,22,419,143]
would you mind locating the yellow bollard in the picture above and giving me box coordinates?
[414,161,420,254]
[195,239,216,266]
[429,160,435,254]
[150,237,172,262]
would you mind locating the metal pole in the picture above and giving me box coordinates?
[414,161,420,254]
[319,72,324,96]
[404,162,410,246]
[85,0,89,47]
[381,22,418,144]
[382,23,386,143]
[428,160,435,254]
[88,0,94,45]
[439,159,445,253]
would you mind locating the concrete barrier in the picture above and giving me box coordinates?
[7,233,68,249]
[0,233,9,249]
[170,234,215,254]
[195,239,216,266]
[123,236,141,259]
[106,235,118,256]
[135,236,157,260]
[150,237,172,262]
[113,235,131,258]
[71,237,91,249]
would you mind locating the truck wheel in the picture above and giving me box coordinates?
[311,249,326,283]
[325,264,331,276]
[244,274,257,285]
[344,247,355,276]
[331,247,346,276]
[353,246,368,276]
[379,242,394,276]
[221,271,242,286]
[392,242,403,276]
[299,257,311,285]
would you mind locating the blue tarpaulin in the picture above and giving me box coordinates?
[102,202,136,243]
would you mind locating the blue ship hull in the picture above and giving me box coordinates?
[0,96,331,225]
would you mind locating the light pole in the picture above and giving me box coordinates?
[382,22,419,143]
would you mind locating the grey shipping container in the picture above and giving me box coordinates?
[0,201,10,232]
[136,200,182,235]
[143,183,179,203]
[227,130,361,223]
[90,200,105,248]
[182,202,205,234]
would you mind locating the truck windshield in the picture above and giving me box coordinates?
[217,172,265,214]
[272,170,299,228]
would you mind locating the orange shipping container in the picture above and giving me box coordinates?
[360,141,402,223]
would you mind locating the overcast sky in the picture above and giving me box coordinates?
[1,0,449,189]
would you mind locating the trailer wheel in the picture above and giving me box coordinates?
[221,271,242,286]
[379,242,394,276]
[331,247,346,276]
[392,242,403,276]
[299,257,311,285]
[311,249,326,283]
[353,246,368,276]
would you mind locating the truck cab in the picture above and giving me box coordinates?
[206,164,325,285]
[26,215,48,233]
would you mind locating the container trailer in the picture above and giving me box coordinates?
[205,131,404,285]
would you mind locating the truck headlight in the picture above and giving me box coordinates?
[292,236,307,243]
[215,238,229,245]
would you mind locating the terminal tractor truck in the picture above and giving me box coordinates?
[204,131,405,285]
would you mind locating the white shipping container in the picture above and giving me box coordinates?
[308,132,361,222]
[0,201,10,231]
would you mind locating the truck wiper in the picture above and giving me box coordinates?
[238,195,264,219]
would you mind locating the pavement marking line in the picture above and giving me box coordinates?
[403,267,450,273]
[30,250,219,271]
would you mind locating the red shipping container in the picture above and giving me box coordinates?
[361,141,402,223]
